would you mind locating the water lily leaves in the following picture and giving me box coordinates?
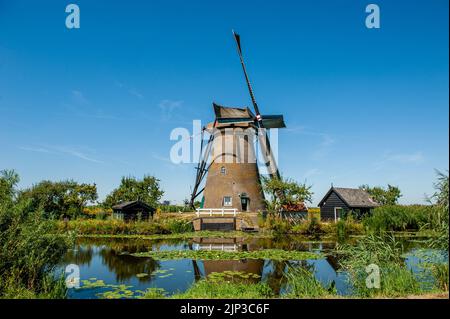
[132,249,323,261]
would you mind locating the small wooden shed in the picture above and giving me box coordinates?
[112,200,155,221]
[318,187,379,222]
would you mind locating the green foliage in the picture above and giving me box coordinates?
[161,218,194,233]
[299,217,324,237]
[336,233,424,297]
[103,175,164,208]
[337,233,404,269]
[335,216,365,240]
[427,170,449,249]
[263,214,293,234]
[171,279,273,299]
[262,175,313,213]
[431,263,449,291]
[362,205,435,232]
[359,184,402,206]
[58,219,168,235]
[132,248,323,261]
[0,171,73,298]
[284,266,336,298]
[0,169,20,210]
[18,180,98,219]
[159,204,188,213]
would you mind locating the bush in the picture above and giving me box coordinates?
[162,219,194,233]
[291,218,325,237]
[362,205,435,232]
[335,216,364,239]
[0,205,73,298]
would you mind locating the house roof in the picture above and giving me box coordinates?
[112,200,155,212]
[318,187,379,208]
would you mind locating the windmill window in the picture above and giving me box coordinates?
[223,196,232,206]
[220,166,227,175]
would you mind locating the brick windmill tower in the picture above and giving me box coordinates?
[190,31,286,213]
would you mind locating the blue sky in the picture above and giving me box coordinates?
[0,0,448,205]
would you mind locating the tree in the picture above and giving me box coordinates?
[103,175,164,208]
[359,184,402,206]
[262,175,313,214]
[0,169,20,209]
[18,180,98,219]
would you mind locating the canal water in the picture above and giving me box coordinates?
[59,236,444,299]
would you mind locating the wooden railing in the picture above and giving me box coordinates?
[195,208,238,217]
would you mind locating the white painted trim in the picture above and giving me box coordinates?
[196,208,238,217]
[334,207,342,222]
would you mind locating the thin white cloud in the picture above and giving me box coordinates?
[385,152,425,164]
[304,168,321,179]
[286,126,336,159]
[152,153,172,163]
[114,81,144,99]
[71,90,89,105]
[18,144,104,164]
[128,88,144,99]
[374,151,425,170]
[18,146,53,154]
[158,99,183,120]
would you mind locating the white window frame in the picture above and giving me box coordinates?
[334,207,342,222]
[223,196,232,207]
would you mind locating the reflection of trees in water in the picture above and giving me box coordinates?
[99,248,160,283]
[253,236,336,252]
[63,245,94,266]
[76,237,185,252]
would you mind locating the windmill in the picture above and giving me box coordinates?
[189,31,286,212]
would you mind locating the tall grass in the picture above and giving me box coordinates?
[56,218,193,235]
[170,279,273,299]
[0,202,73,298]
[431,263,449,291]
[362,205,439,232]
[336,234,425,297]
[284,266,335,298]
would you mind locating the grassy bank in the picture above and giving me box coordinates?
[55,218,194,235]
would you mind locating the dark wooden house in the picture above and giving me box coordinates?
[112,200,155,221]
[318,187,379,222]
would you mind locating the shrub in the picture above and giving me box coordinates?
[362,205,434,232]
[291,218,325,237]
[0,204,73,298]
[162,219,194,233]
[335,216,364,239]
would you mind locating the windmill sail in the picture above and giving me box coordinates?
[232,30,283,181]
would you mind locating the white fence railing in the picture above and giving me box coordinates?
[195,208,238,217]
